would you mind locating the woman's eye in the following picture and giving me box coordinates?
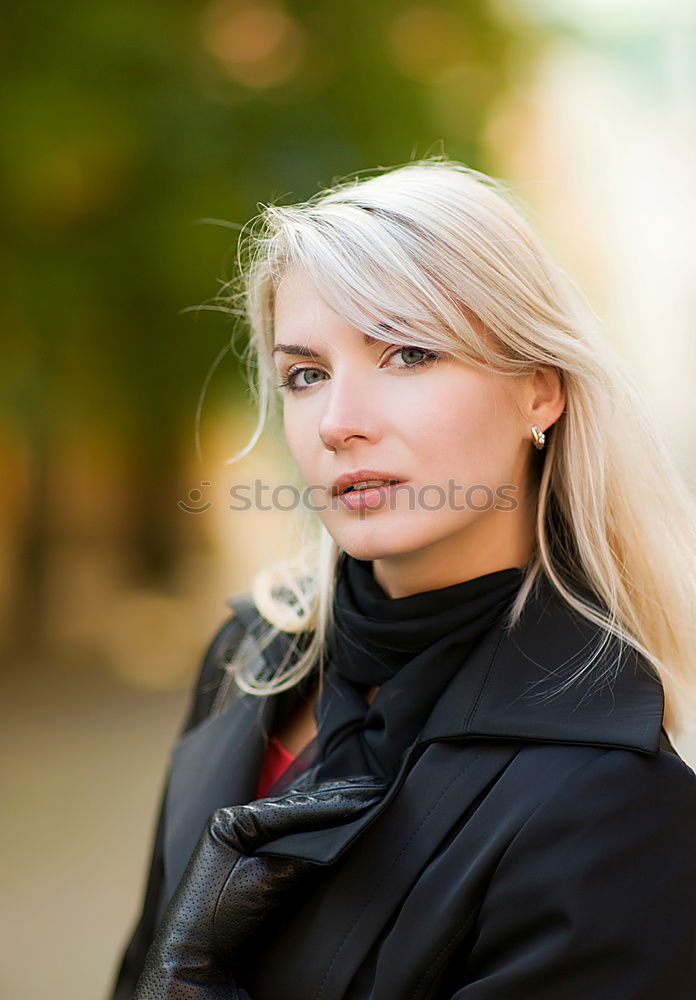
[297,369,326,386]
[390,346,440,368]
[276,367,327,392]
[397,346,429,365]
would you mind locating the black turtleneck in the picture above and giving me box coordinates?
[311,554,525,783]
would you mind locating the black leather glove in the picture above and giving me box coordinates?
[133,774,387,999]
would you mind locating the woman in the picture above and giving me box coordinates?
[112,158,696,999]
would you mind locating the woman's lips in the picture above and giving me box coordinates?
[337,481,407,512]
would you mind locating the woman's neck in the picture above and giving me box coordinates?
[371,548,531,599]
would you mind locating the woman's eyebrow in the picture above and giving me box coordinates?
[272,333,382,359]
[271,343,323,360]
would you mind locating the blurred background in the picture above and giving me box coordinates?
[2,1,695,996]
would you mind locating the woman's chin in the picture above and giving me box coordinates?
[331,527,436,564]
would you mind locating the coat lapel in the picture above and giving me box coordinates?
[164,693,274,900]
[248,739,522,999]
[255,739,520,863]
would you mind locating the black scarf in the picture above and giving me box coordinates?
[312,555,525,784]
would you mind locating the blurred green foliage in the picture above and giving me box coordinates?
[1,0,530,430]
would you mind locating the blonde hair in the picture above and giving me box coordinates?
[215,156,696,739]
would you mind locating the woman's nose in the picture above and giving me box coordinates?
[317,375,383,452]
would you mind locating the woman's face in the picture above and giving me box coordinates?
[273,267,542,596]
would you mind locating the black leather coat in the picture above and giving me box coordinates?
[112,576,696,999]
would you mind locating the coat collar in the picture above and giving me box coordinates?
[420,570,664,754]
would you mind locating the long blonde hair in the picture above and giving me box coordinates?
[215,156,696,739]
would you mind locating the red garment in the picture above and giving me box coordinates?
[255,737,298,799]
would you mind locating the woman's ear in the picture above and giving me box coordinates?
[527,365,566,431]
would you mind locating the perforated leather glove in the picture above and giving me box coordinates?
[133,775,387,999]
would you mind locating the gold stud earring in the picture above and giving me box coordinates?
[531,425,546,450]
